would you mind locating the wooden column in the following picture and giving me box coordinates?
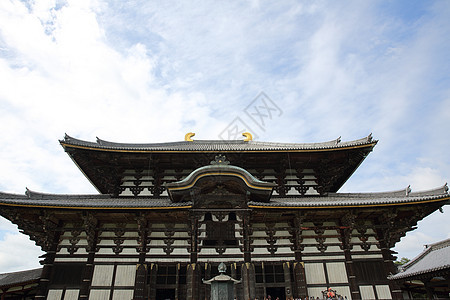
[339,213,360,300]
[375,213,403,300]
[148,264,157,300]
[79,213,98,300]
[186,263,200,300]
[291,214,307,299]
[241,212,253,263]
[189,215,199,264]
[242,262,256,300]
[35,212,61,299]
[133,214,149,300]
[35,251,56,299]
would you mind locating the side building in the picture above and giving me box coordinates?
[0,134,448,300]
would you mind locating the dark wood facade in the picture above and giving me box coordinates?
[0,134,449,300]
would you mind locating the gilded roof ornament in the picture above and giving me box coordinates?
[210,154,230,165]
[185,132,195,142]
[242,132,253,141]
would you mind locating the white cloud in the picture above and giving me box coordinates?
[0,232,44,272]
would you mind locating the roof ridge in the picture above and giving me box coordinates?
[401,238,450,271]
[60,133,377,151]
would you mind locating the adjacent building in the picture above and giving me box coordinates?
[0,133,448,300]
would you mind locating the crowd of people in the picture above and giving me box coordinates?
[242,288,348,300]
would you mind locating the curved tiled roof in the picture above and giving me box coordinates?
[60,134,376,152]
[0,185,447,210]
[389,238,450,280]
[0,191,191,209]
[0,268,41,288]
[249,189,449,208]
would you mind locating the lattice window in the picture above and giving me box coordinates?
[156,265,177,285]
[204,221,237,246]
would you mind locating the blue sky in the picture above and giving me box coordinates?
[0,0,449,272]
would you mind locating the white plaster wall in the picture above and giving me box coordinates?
[302,246,320,253]
[170,248,189,255]
[47,289,63,300]
[95,258,139,263]
[330,286,351,300]
[307,287,327,299]
[326,262,348,283]
[375,285,392,299]
[325,246,343,253]
[112,290,134,300]
[252,247,270,255]
[145,257,189,262]
[252,231,268,237]
[274,230,290,237]
[304,263,326,284]
[63,289,79,300]
[302,256,345,261]
[326,238,341,243]
[301,237,316,243]
[89,290,110,300]
[149,232,166,238]
[54,257,87,262]
[91,265,114,286]
[172,240,189,246]
[276,247,295,254]
[114,265,136,286]
[351,254,383,259]
[97,248,114,255]
[173,232,189,238]
[359,286,375,300]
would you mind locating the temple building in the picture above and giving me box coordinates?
[389,238,450,299]
[0,133,448,300]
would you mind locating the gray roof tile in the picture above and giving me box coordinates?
[0,268,41,288]
[389,238,450,280]
[60,134,376,152]
[0,185,448,209]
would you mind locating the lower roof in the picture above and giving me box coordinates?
[0,268,41,289]
[0,185,448,210]
[389,238,450,280]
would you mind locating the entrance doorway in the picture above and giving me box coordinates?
[155,288,175,300]
[266,287,285,300]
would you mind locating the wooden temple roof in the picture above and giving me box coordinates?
[0,184,447,210]
[389,238,450,280]
[60,134,376,152]
[59,134,377,195]
[0,268,41,289]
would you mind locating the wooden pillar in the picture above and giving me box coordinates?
[339,213,361,300]
[380,246,403,300]
[291,214,307,299]
[241,212,252,263]
[148,263,157,300]
[134,214,149,300]
[78,213,99,300]
[133,263,147,300]
[35,250,56,299]
[242,262,256,300]
[283,262,293,299]
[186,263,200,300]
[189,215,199,264]
[375,221,403,300]
[343,249,360,300]
[35,213,61,299]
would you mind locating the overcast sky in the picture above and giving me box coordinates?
[0,0,449,273]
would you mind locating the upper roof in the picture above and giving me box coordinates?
[389,238,450,280]
[60,134,376,152]
[59,134,377,195]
